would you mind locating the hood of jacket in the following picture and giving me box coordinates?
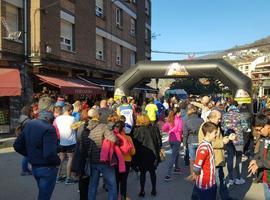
[19,115,30,124]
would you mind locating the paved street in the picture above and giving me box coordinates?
[0,138,264,200]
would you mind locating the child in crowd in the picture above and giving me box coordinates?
[192,122,218,200]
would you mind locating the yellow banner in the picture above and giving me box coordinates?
[234,97,252,104]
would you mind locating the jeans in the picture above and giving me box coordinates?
[167,141,181,177]
[226,144,242,180]
[88,164,117,200]
[188,143,198,161]
[264,183,270,200]
[32,166,58,200]
[216,166,230,200]
[193,185,217,200]
[22,156,30,172]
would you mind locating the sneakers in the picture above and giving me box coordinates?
[151,190,157,196]
[138,191,145,197]
[235,178,246,185]
[65,177,78,185]
[173,168,184,175]
[164,176,172,182]
[56,176,66,184]
[227,179,234,187]
[20,171,32,176]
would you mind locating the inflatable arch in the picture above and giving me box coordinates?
[114,59,252,104]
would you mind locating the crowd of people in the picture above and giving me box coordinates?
[12,92,270,200]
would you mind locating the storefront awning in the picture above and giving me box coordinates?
[79,76,158,92]
[36,75,103,95]
[0,68,21,96]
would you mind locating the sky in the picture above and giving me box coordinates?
[151,0,270,60]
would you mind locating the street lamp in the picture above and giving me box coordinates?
[33,0,60,56]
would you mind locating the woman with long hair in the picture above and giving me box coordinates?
[132,114,162,197]
[114,119,135,200]
[162,107,183,181]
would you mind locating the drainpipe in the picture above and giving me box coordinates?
[21,0,28,105]
[24,0,27,60]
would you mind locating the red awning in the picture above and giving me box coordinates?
[0,68,22,96]
[36,74,104,95]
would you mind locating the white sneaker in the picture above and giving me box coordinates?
[235,178,246,185]
[227,179,234,187]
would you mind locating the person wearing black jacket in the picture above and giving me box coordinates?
[71,115,90,200]
[132,114,162,197]
[14,97,60,200]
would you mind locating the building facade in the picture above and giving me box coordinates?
[251,59,270,97]
[0,0,152,133]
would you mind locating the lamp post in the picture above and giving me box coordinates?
[32,0,60,58]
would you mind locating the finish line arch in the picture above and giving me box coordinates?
[114,59,252,103]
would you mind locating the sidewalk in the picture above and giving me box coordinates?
[0,136,16,149]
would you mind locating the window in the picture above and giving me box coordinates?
[116,45,122,65]
[145,28,150,43]
[5,3,22,40]
[116,8,123,27]
[130,18,136,36]
[6,4,19,32]
[96,35,104,60]
[264,89,270,96]
[60,19,74,51]
[96,0,103,18]
[130,52,136,65]
[145,0,150,15]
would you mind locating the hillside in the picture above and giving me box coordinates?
[201,35,270,61]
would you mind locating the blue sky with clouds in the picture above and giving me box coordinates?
[151,0,270,60]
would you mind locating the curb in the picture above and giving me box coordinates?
[0,137,16,149]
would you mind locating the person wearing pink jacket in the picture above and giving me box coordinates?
[162,107,183,181]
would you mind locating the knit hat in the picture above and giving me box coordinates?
[38,96,52,112]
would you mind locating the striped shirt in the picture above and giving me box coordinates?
[194,140,216,190]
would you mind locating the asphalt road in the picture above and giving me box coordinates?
[0,136,264,200]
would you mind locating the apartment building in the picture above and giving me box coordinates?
[236,61,253,78]
[252,61,270,96]
[0,0,152,133]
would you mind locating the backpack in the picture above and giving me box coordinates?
[15,118,28,136]
[116,133,134,155]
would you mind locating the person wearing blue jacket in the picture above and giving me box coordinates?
[14,97,60,200]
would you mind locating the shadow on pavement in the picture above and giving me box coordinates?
[225,159,253,200]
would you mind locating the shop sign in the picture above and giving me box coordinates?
[165,63,189,76]
[234,89,252,104]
